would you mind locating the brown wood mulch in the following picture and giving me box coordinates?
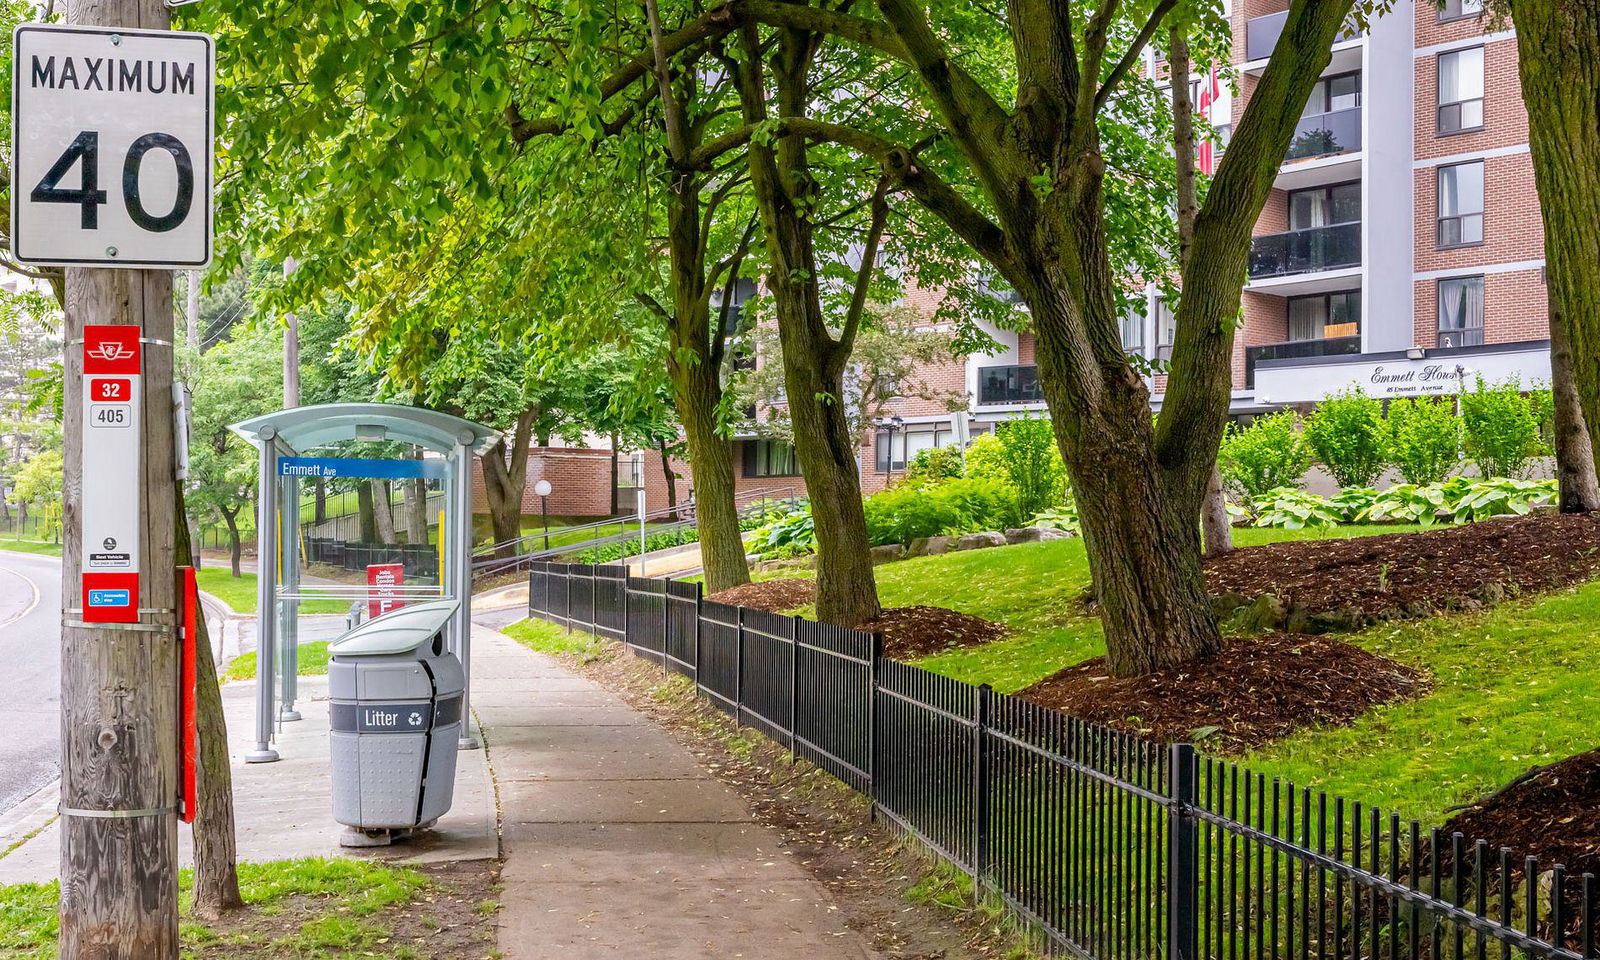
[1441,748,1600,881]
[1204,511,1600,628]
[706,577,817,612]
[1015,632,1429,753]
[854,605,1010,659]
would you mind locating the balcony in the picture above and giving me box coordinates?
[977,364,1042,406]
[1248,222,1361,281]
[1285,107,1361,162]
[1246,11,1362,61]
[1245,335,1362,388]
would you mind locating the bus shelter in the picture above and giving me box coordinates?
[231,403,498,763]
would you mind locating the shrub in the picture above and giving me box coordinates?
[1460,376,1548,479]
[1303,388,1389,489]
[1217,411,1312,504]
[862,477,1019,545]
[1357,483,1448,526]
[574,526,698,563]
[1384,398,1461,485]
[994,415,1067,518]
[1449,477,1556,523]
[1253,488,1342,529]
[906,446,963,483]
[962,432,1009,485]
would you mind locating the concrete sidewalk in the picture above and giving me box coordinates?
[0,619,877,959]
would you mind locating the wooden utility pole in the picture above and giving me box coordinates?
[59,0,181,955]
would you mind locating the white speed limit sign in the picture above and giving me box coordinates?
[11,24,213,269]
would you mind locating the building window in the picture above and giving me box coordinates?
[1287,291,1362,341]
[1437,161,1485,247]
[1302,71,1361,116]
[1437,47,1485,134]
[1154,299,1178,360]
[875,426,953,472]
[1119,304,1145,354]
[1438,276,1485,347]
[742,439,800,478]
[1288,181,1362,230]
[1439,0,1483,20]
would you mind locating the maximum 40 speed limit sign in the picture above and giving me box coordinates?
[11,23,213,269]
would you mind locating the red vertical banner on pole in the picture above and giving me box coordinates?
[367,562,406,618]
[179,566,198,824]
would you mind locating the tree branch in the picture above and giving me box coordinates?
[635,292,672,322]
[1094,0,1182,114]
[836,177,892,367]
[645,0,693,162]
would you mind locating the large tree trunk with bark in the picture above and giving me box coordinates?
[1202,464,1236,558]
[357,482,377,542]
[480,410,534,559]
[175,488,243,919]
[670,358,749,592]
[658,440,680,519]
[220,505,243,578]
[313,478,327,524]
[1513,0,1600,511]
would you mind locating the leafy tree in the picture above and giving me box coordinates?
[1302,388,1389,488]
[189,324,284,575]
[1385,398,1461,485]
[1217,411,1312,504]
[11,447,62,540]
[1460,376,1549,480]
[995,416,1069,520]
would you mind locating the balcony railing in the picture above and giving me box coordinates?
[1247,11,1361,60]
[977,364,1042,406]
[1285,107,1361,162]
[1248,221,1361,280]
[1245,335,1362,387]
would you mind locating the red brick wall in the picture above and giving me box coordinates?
[1415,4,1498,50]
[640,442,811,512]
[1016,332,1036,365]
[1413,152,1542,272]
[1411,267,1548,347]
[1413,36,1528,162]
[471,447,613,518]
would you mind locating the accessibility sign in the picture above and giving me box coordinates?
[10,23,214,268]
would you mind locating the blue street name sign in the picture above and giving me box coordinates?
[276,456,447,480]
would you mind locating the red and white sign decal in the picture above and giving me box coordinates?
[367,563,405,619]
[80,325,141,622]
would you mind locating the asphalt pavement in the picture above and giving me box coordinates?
[0,550,61,816]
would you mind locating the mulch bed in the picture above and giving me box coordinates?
[706,577,817,612]
[1015,632,1429,753]
[1441,749,1600,880]
[1204,512,1600,629]
[855,605,1010,659]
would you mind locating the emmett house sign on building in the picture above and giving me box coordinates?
[10,23,213,268]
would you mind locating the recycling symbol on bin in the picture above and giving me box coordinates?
[408,711,424,727]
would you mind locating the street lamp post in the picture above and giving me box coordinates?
[534,478,552,551]
[877,414,905,481]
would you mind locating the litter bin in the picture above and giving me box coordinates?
[328,598,463,846]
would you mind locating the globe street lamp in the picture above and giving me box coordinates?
[534,478,553,550]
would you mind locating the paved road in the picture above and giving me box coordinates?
[0,551,61,816]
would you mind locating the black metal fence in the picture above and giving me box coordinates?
[526,562,1592,960]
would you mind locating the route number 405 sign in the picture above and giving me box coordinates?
[10,24,213,269]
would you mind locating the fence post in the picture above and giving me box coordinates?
[692,582,703,683]
[972,684,992,891]
[1168,742,1200,960]
[733,605,744,727]
[589,564,597,632]
[527,569,535,620]
[787,618,799,759]
[867,632,882,822]
[564,567,572,634]
[622,570,630,644]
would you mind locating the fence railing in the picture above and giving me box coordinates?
[526,561,1593,960]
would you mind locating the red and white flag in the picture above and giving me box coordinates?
[1196,63,1221,175]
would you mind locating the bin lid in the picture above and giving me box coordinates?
[331,599,460,657]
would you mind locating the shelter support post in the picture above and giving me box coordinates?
[278,470,302,721]
[246,427,280,762]
[453,436,479,749]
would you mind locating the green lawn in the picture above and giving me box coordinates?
[0,857,427,960]
[196,569,352,615]
[223,640,333,683]
[0,540,61,556]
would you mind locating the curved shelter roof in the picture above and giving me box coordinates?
[231,403,499,455]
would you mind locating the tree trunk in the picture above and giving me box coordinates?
[1201,463,1236,557]
[313,477,327,524]
[220,506,243,578]
[610,433,620,517]
[174,488,243,919]
[370,480,397,544]
[733,20,880,627]
[1513,0,1600,511]
[658,440,679,520]
[356,482,377,542]
[480,410,534,559]
[670,361,749,592]
[406,476,429,543]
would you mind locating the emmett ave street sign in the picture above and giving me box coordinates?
[10,23,213,268]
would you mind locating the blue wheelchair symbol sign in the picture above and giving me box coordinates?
[88,589,131,607]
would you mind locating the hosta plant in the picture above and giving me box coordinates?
[1449,477,1556,524]
[1357,483,1448,525]
[1253,488,1343,529]
[1329,487,1379,523]
[1031,502,1080,533]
